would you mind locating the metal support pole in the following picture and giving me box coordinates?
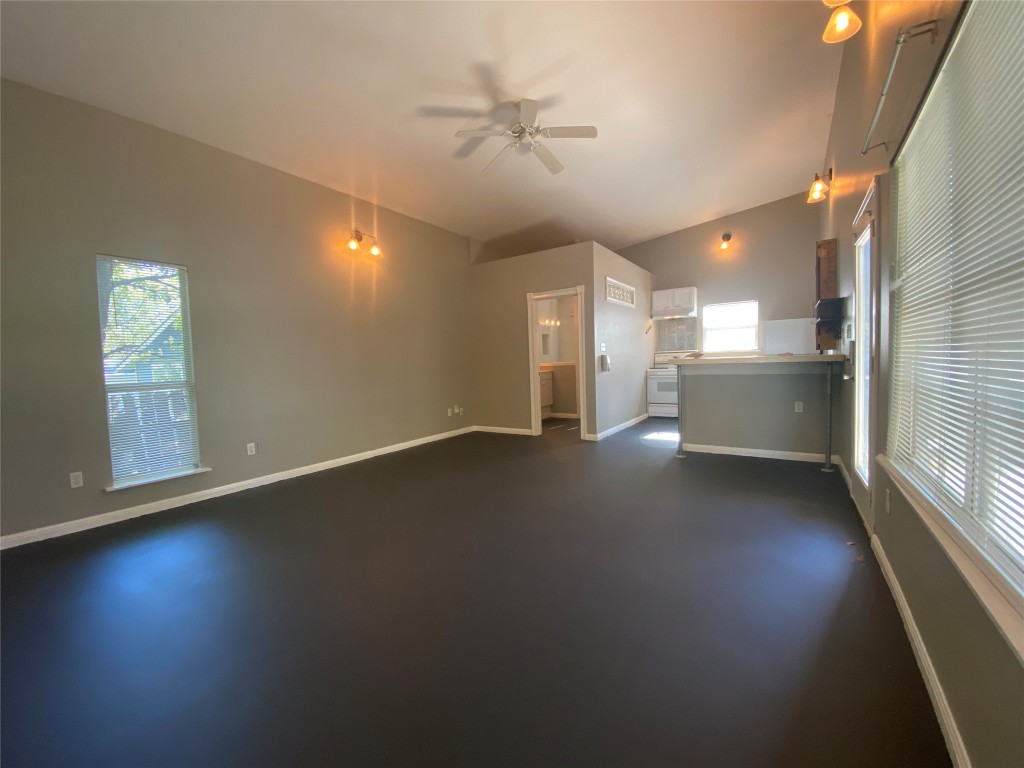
[822,362,835,472]
[675,364,686,458]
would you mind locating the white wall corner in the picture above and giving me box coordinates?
[595,413,648,440]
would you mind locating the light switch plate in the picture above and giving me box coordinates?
[69,471,83,489]
[246,443,257,456]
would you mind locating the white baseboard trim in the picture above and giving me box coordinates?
[596,414,648,440]
[871,536,971,768]
[833,456,872,534]
[0,426,477,550]
[682,443,825,463]
[547,412,579,419]
[582,433,598,442]
[473,425,533,436]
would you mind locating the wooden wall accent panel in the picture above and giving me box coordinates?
[816,238,839,350]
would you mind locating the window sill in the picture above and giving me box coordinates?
[877,453,1024,664]
[105,466,211,492]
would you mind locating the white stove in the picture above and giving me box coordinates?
[647,352,691,417]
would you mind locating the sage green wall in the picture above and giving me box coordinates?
[1,80,473,537]
[619,193,819,319]
[468,243,596,432]
[592,244,654,435]
[619,193,829,455]
[820,3,1024,766]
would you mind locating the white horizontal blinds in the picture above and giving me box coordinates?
[890,0,1024,597]
[97,256,200,484]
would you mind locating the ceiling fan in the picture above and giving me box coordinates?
[455,98,597,175]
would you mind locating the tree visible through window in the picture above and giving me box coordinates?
[97,256,200,487]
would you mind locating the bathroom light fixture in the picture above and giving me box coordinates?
[822,2,862,44]
[720,233,732,250]
[807,170,832,203]
[347,231,383,257]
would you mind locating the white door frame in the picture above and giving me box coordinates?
[526,286,587,437]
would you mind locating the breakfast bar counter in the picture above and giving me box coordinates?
[668,354,847,470]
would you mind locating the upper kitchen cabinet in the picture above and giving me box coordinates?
[652,287,697,318]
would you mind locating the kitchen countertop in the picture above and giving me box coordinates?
[667,353,846,366]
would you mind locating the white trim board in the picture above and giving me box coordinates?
[547,412,579,419]
[834,455,872,535]
[596,413,648,440]
[877,454,1024,663]
[871,536,971,768]
[473,426,533,436]
[682,443,825,463]
[1,425,479,550]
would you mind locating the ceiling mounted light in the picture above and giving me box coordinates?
[369,243,381,257]
[823,4,862,44]
[807,171,831,203]
[347,235,361,250]
[821,0,849,7]
[720,233,732,250]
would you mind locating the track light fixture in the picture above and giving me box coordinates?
[347,231,382,258]
[720,233,732,250]
[822,1,862,44]
[807,169,832,203]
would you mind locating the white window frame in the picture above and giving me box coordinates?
[96,255,207,491]
[701,300,760,354]
[883,0,1024,651]
[853,224,873,487]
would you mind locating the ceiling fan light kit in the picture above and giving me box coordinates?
[454,98,598,175]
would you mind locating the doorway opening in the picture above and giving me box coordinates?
[527,286,587,440]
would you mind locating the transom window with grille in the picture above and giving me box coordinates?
[96,256,202,488]
[702,300,759,353]
[888,0,1023,602]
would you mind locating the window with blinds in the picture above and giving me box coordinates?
[889,0,1024,601]
[96,256,201,488]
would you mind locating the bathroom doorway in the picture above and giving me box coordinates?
[526,286,587,439]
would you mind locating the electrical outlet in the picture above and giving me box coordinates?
[794,401,804,413]
[246,442,257,456]
[447,408,453,417]
[458,406,464,415]
[69,471,83,489]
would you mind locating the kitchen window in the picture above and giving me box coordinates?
[702,300,759,353]
[96,255,203,489]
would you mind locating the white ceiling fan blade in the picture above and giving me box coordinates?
[541,126,598,139]
[455,129,507,138]
[483,142,518,173]
[531,143,564,175]
[518,98,539,126]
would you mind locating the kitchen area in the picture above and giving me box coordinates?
[645,284,844,469]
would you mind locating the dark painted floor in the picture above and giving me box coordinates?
[1,420,950,767]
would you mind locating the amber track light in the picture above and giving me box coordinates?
[347,231,383,258]
[823,3,862,44]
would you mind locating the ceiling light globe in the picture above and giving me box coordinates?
[369,244,381,257]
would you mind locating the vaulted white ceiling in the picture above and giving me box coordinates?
[1,1,841,255]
